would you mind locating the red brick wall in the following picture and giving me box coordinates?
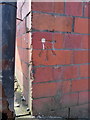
[16,1,89,118]
[32,2,89,118]
[15,1,32,108]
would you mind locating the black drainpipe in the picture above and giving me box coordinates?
[1,1,17,119]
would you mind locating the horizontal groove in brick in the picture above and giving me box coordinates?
[32,77,89,84]
[33,63,89,68]
[32,10,90,19]
[33,65,83,83]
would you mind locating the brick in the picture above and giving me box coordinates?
[16,26,20,37]
[52,66,64,80]
[54,16,73,32]
[64,66,79,80]
[32,2,53,13]
[32,82,57,98]
[33,98,68,117]
[19,19,26,35]
[33,50,72,66]
[74,18,88,34]
[80,65,88,78]
[33,81,71,98]
[17,48,23,61]
[89,53,90,64]
[81,35,88,49]
[22,61,28,78]
[54,2,64,14]
[72,79,88,92]
[64,50,73,65]
[79,91,88,104]
[33,67,71,93]
[32,13,73,32]
[22,33,31,49]
[16,20,26,36]
[16,19,20,26]
[64,34,82,49]
[32,98,52,115]
[65,2,82,16]
[84,2,90,17]
[15,48,22,72]
[61,93,78,107]
[73,51,88,64]
[32,32,52,49]
[33,67,53,83]
[89,65,90,78]
[61,80,71,94]
[54,33,64,49]
[32,13,54,31]
[32,32,64,49]
[21,49,29,63]
[33,66,73,90]
[16,36,22,47]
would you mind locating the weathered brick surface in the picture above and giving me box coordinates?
[32,2,64,14]
[31,1,88,118]
[15,1,31,105]
[73,51,88,64]
[65,2,83,16]
[79,91,88,104]
[33,50,73,66]
[33,81,71,98]
[64,34,82,49]
[83,2,90,17]
[33,98,68,117]
[80,65,88,77]
[32,2,53,13]
[54,16,73,32]
[32,13,54,31]
[54,2,64,14]
[32,13,73,32]
[72,79,88,92]
[61,93,78,107]
[63,66,79,80]
[16,1,89,118]
[74,18,88,34]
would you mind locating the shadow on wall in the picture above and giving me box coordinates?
[15,40,29,105]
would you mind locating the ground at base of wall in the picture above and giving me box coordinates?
[14,80,31,118]
[15,117,89,120]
